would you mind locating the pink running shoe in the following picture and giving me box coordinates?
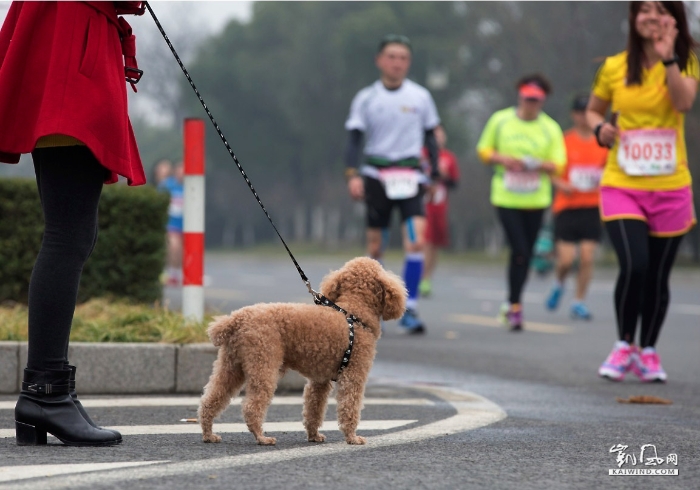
[506,306,523,332]
[638,347,668,383]
[598,341,633,381]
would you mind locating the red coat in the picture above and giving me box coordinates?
[0,1,146,185]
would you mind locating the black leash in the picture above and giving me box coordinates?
[143,2,360,378]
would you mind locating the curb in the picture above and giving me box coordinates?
[0,342,306,395]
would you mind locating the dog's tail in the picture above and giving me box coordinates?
[207,313,242,347]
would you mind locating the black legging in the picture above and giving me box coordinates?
[497,207,545,304]
[27,146,106,371]
[605,219,684,348]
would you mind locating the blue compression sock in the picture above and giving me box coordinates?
[403,252,424,310]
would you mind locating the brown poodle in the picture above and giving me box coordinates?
[198,257,406,446]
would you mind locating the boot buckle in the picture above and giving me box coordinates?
[25,383,52,394]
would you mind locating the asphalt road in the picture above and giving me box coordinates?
[1,251,698,489]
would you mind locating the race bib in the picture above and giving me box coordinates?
[618,129,677,176]
[504,171,541,193]
[168,196,184,217]
[569,166,602,192]
[431,185,447,204]
[379,169,420,200]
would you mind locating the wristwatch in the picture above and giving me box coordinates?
[344,167,359,180]
[662,55,680,67]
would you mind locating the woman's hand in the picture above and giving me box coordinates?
[653,14,678,60]
[498,155,525,172]
[654,13,698,113]
[598,122,619,148]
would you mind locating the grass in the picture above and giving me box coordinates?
[0,298,214,343]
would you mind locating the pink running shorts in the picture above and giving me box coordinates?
[600,185,696,237]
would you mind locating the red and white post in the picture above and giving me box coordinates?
[183,118,205,321]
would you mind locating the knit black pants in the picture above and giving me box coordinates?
[496,207,545,305]
[605,219,684,348]
[27,146,106,371]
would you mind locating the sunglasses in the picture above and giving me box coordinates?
[378,34,412,53]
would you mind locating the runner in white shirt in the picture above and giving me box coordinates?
[344,34,441,334]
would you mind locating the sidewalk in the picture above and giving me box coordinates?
[0,342,305,394]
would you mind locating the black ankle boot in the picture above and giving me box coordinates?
[67,364,121,438]
[15,368,122,446]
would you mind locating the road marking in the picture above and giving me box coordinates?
[0,420,415,439]
[0,396,434,410]
[0,462,166,484]
[466,289,545,303]
[2,384,506,488]
[463,289,698,316]
[447,313,573,334]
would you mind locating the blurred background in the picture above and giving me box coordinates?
[2,1,699,261]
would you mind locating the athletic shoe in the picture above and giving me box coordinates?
[419,279,432,298]
[506,307,523,332]
[545,284,563,311]
[399,308,425,334]
[637,347,668,383]
[598,341,633,381]
[498,303,523,331]
[498,302,510,326]
[570,302,592,320]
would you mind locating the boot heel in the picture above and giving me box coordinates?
[15,421,47,446]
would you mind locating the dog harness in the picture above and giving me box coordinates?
[315,294,363,381]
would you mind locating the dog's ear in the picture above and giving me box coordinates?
[319,268,343,302]
[380,270,407,320]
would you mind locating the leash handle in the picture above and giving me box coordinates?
[144,2,310,286]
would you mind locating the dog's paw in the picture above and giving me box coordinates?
[256,436,277,446]
[307,433,326,443]
[346,435,366,445]
[202,433,222,443]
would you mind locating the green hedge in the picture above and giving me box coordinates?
[0,179,169,304]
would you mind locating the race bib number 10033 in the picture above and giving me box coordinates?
[618,129,677,176]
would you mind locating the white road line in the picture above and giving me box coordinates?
[0,420,415,439]
[2,384,506,489]
[0,397,434,410]
[0,462,167,484]
[448,313,573,334]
